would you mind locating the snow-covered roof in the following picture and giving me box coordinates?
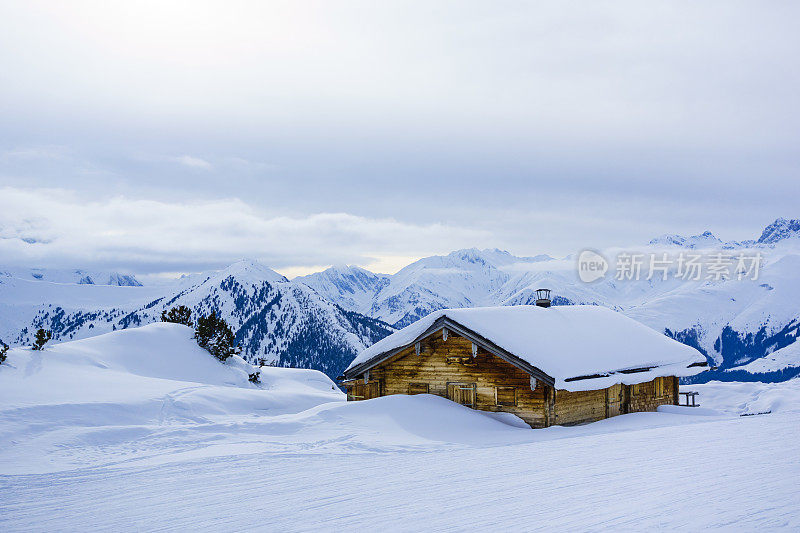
[344,305,707,391]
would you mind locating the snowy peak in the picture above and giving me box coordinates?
[649,231,723,248]
[0,267,142,286]
[297,249,559,328]
[648,218,800,249]
[443,247,543,268]
[212,259,288,284]
[298,264,389,294]
[447,247,508,266]
[296,265,390,314]
[312,264,389,285]
[758,218,800,244]
[395,248,539,278]
[105,273,142,286]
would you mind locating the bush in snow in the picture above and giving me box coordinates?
[248,371,261,384]
[195,311,238,362]
[0,342,8,364]
[32,329,52,351]
[161,305,193,327]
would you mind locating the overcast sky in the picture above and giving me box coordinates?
[1,1,798,277]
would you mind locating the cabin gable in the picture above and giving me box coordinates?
[346,328,551,428]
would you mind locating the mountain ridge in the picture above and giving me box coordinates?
[2,217,798,382]
[0,261,393,379]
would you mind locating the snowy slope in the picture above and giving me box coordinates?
[0,323,344,474]
[1,325,798,530]
[729,342,800,374]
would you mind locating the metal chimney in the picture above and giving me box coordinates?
[535,288,551,308]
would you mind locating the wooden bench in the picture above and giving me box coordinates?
[679,391,699,407]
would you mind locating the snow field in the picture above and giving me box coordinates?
[1,324,799,531]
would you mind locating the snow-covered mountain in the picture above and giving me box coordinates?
[757,217,800,244]
[0,266,141,286]
[300,249,555,328]
[3,218,799,383]
[646,218,800,249]
[0,260,392,379]
[729,341,800,375]
[295,219,800,382]
[296,265,390,315]
[647,230,756,249]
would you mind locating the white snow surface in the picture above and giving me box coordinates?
[346,305,706,390]
[730,341,800,374]
[1,325,799,530]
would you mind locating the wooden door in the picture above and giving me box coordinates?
[447,382,476,408]
[607,383,623,417]
[365,380,380,399]
[348,382,364,401]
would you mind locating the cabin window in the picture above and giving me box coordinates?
[408,382,429,395]
[654,377,664,397]
[447,382,476,407]
[632,383,641,395]
[349,381,380,400]
[495,386,517,407]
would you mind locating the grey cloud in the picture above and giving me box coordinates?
[0,187,491,274]
[0,1,797,274]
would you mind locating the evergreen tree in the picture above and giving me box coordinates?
[248,371,261,384]
[0,342,8,364]
[161,305,193,327]
[32,329,52,351]
[195,311,237,362]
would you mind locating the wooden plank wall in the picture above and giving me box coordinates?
[628,376,678,412]
[553,376,678,425]
[362,333,550,428]
[552,388,608,426]
[344,329,680,429]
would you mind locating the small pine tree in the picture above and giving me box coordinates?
[0,342,8,364]
[248,371,261,384]
[32,329,52,351]
[161,305,193,327]
[194,311,238,362]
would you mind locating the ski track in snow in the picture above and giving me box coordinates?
[2,410,799,532]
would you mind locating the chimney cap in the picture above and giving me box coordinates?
[535,288,551,308]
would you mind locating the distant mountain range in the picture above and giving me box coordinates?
[647,217,800,249]
[1,217,798,382]
[298,248,555,328]
[297,218,800,383]
[0,260,391,379]
[0,267,141,286]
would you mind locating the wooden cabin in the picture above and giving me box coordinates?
[340,304,707,428]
